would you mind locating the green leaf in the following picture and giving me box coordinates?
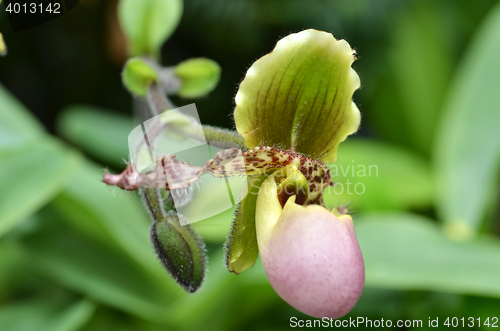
[175,58,221,98]
[0,240,24,297]
[49,300,96,331]
[19,207,180,324]
[356,212,500,297]
[0,83,44,149]
[0,83,80,237]
[0,139,80,238]
[118,0,183,57]
[434,2,500,236]
[388,1,453,155]
[323,138,433,212]
[225,174,270,274]
[234,29,360,163]
[80,305,166,331]
[0,298,95,331]
[56,106,135,167]
[122,58,158,97]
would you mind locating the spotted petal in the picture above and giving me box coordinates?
[103,146,332,206]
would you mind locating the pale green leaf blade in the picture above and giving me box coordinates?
[51,160,179,286]
[357,212,500,297]
[19,209,180,324]
[56,106,135,167]
[323,139,433,211]
[0,83,44,149]
[434,2,500,234]
[0,139,80,237]
[51,300,96,331]
[389,2,453,155]
[0,299,95,331]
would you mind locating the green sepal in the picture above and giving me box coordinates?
[118,0,183,57]
[143,188,206,293]
[175,58,221,98]
[122,58,158,97]
[225,173,271,274]
[234,29,360,163]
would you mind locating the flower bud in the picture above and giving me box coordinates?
[118,0,183,57]
[122,58,158,97]
[256,176,364,318]
[150,211,206,293]
[175,58,221,98]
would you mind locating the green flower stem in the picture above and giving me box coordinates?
[175,124,247,150]
[137,77,244,223]
[138,80,245,220]
[146,83,246,150]
[133,64,210,293]
[140,187,166,220]
[146,83,174,115]
[158,67,182,94]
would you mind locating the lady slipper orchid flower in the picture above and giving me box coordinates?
[230,29,364,319]
[103,29,364,319]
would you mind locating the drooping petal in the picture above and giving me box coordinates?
[103,146,332,205]
[255,176,365,319]
[234,29,361,163]
[225,174,271,274]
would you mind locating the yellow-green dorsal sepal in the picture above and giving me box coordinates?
[234,29,361,164]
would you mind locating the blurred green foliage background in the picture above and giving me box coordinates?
[1,0,500,330]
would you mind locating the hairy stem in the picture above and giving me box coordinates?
[140,187,165,220]
[173,124,246,150]
[146,83,174,115]
[146,83,246,150]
